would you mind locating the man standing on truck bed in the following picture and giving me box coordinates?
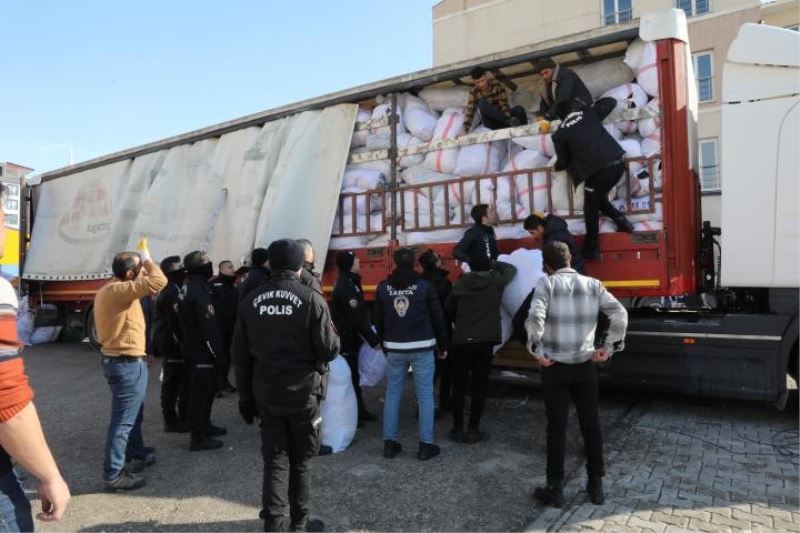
[463,66,528,132]
[233,239,339,532]
[535,57,593,122]
[179,251,227,451]
[453,204,499,270]
[332,251,381,427]
[525,241,628,508]
[94,239,166,492]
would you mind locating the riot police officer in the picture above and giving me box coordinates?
[232,239,339,532]
[153,255,190,433]
[239,247,271,301]
[331,251,380,425]
[178,251,226,451]
[211,260,238,394]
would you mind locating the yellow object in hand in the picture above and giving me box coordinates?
[538,119,551,134]
[136,237,152,262]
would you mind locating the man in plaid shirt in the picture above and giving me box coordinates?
[462,66,528,132]
[525,241,628,508]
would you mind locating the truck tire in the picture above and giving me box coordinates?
[789,339,799,385]
[85,306,101,352]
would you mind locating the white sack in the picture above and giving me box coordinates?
[512,133,555,157]
[423,108,464,173]
[340,187,383,216]
[638,98,661,138]
[401,165,453,186]
[397,133,425,167]
[453,128,504,177]
[402,189,449,230]
[371,102,406,134]
[615,138,644,200]
[320,355,358,453]
[602,83,649,134]
[496,150,550,210]
[402,228,465,246]
[574,57,635,99]
[402,94,438,141]
[494,224,530,240]
[343,166,384,190]
[624,39,659,97]
[349,159,392,178]
[333,211,383,234]
[497,248,545,318]
[418,86,471,112]
[366,131,392,150]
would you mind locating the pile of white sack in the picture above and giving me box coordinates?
[331,40,664,250]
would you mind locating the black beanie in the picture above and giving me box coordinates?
[251,247,269,268]
[267,239,304,272]
[336,251,356,272]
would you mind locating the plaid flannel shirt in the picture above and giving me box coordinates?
[525,268,628,364]
[463,78,511,131]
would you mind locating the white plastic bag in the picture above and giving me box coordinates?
[497,248,545,318]
[358,342,387,387]
[403,94,438,142]
[624,39,659,97]
[574,57,635,99]
[320,355,358,453]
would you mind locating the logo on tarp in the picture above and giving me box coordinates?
[58,179,113,245]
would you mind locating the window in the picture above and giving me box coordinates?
[6,184,18,198]
[603,0,632,25]
[699,139,719,191]
[693,52,714,102]
[677,0,709,17]
[4,214,18,227]
[4,199,18,211]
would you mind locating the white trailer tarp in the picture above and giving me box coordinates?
[23,103,358,280]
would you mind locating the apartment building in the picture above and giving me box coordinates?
[0,162,31,230]
[432,0,800,225]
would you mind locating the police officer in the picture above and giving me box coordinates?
[232,239,339,532]
[153,255,190,433]
[239,247,270,301]
[332,251,380,425]
[211,260,238,394]
[178,251,226,451]
[296,239,322,295]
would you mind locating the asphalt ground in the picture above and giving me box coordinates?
[23,341,638,532]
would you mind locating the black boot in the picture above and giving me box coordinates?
[534,481,564,508]
[582,239,600,260]
[613,215,634,233]
[417,442,441,461]
[586,476,605,505]
[383,440,402,459]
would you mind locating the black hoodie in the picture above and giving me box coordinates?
[543,214,585,274]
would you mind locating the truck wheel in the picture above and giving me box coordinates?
[789,340,799,385]
[85,307,101,352]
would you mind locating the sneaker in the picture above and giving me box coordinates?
[164,421,190,433]
[207,424,227,437]
[417,442,440,461]
[190,437,224,451]
[448,428,466,443]
[104,471,146,492]
[125,447,156,473]
[534,483,564,508]
[383,440,402,459]
[586,476,605,505]
[465,428,490,444]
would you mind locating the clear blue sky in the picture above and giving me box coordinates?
[1,1,437,174]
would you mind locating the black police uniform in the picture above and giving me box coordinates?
[239,265,271,301]
[232,270,339,532]
[153,280,190,429]
[178,274,222,444]
[331,271,379,414]
[299,264,322,295]
[211,275,238,389]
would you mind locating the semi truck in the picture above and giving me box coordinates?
[19,10,798,405]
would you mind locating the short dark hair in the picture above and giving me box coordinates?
[534,57,557,73]
[393,247,415,270]
[251,247,269,267]
[184,250,207,270]
[160,255,182,273]
[112,252,140,280]
[543,241,571,271]
[471,204,489,224]
[470,66,486,80]
[418,249,439,271]
[523,214,546,231]
[218,260,233,269]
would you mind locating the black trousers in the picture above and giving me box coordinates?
[476,99,528,130]
[342,342,365,410]
[541,361,604,483]
[260,401,321,532]
[217,326,234,386]
[160,355,190,424]
[186,346,217,440]
[435,355,452,409]
[583,162,625,243]
[450,343,493,430]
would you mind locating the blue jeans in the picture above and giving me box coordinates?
[0,470,32,532]
[383,350,435,444]
[102,358,148,481]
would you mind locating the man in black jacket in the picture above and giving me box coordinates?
[445,259,516,444]
[238,248,270,301]
[178,251,226,451]
[453,204,498,270]
[296,239,323,295]
[211,260,238,395]
[419,249,453,416]
[552,101,634,259]
[374,248,449,461]
[154,255,190,433]
[331,251,380,425]
[535,57,593,121]
[523,212,584,274]
[232,239,339,533]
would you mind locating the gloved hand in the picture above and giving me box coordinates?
[509,116,522,127]
[239,400,257,425]
[537,119,551,134]
[136,237,152,263]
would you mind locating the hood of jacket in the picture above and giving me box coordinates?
[453,271,497,295]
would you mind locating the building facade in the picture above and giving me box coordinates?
[0,162,31,230]
[432,0,800,226]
